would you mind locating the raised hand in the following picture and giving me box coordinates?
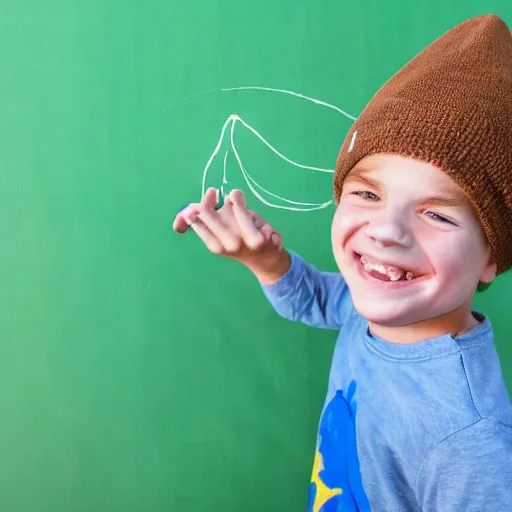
[173,188,290,283]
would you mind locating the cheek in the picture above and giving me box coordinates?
[423,231,488,282]
[331,203,362,245]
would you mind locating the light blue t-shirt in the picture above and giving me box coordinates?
[262,251,512,512]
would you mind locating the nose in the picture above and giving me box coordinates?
[364,210,413,248]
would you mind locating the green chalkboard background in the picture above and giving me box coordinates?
[1,1,511,511]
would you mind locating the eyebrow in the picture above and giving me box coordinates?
[344,172,382,191]
[346,169,465,207]
[417,195,464,207]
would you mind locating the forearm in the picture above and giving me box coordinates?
[254,250,351,330]
[246,249,292,285]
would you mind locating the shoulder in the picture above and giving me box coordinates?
[416,418,512,510]
[419,417,512,476]
[455,313,512,420]
[434,417,512,453]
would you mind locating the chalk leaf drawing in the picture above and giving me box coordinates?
[201,86,357,212]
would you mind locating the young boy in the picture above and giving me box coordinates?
[173,14,512,511]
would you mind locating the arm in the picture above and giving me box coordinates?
[258,250,353,330]
[416,419,512,511]
[173,188,352,329]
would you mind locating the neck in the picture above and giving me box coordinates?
[368,304,480,344]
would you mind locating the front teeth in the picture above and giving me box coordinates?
[363,260,387,275]
[361,255,415,281]
[388,269,404,281]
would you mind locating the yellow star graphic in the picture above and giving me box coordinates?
[310,449,343,512]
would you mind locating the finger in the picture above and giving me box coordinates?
[249,211,280,247]
[197,206,242,253]
[185,215,223,254]
[195,187,243,252]
[229,190,265,249]
[201,187,220,209]
[247,211,281,246]
[173,204,199,234]
[249,211,266,230]
[172,188,221,235]
[260,223,283,249]
[173,215,190,234]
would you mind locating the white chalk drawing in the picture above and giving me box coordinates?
[199,86,357,211]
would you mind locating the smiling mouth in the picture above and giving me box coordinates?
[355,253,419,283]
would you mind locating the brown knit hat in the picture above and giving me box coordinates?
[333,14,512,275]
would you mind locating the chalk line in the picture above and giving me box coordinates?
[201,114,334,211]
[222,149,228,185]
[229,116,333,212]
[221,86,357,121]
[196,86,355,211]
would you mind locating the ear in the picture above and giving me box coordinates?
[479,251,497,284]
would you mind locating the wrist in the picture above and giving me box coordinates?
[246,249,291,285]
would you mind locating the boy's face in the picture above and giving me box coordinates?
[331,154,496,330]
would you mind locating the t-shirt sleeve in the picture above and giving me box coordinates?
[260,251,353,330]
[416,418,512,511]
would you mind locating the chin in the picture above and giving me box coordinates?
[340,268,439,328]
[350,296,418,327]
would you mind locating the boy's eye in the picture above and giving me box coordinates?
[424,210,456,226]
[352,190,379,201]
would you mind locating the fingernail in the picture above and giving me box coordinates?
[230,189,244,207]
[253,216,264,229]
[271,233,281,245]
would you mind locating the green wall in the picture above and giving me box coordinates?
[1,1,510,510]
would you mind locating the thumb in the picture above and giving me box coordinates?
[248,211,282,249]
[260,223,282,249]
